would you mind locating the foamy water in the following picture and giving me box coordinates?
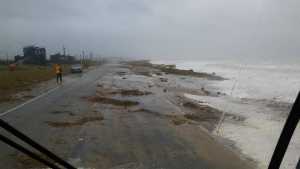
[152,59,300,103]
[152,59,300,168]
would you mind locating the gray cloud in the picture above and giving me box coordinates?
[0,0,299,61]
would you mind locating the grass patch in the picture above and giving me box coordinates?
[0,64,70,102]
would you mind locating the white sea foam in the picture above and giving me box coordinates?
[152,59,300,169]
[184,93,300,169]
[152,59,300,103]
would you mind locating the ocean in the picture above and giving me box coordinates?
[152,58,300,168]
[152,58,300,103]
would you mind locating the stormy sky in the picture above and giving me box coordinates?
[0,0,299,61]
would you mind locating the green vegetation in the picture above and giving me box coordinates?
[0,65,57,102]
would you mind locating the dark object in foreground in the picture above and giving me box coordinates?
[268,92,300,169]
[0,134,60,169]
[0,119,76,169]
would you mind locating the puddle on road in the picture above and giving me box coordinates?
[45,116,104,128]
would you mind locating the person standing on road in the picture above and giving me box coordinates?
[55,64,63,84]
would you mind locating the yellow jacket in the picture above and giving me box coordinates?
[55,65,62,74]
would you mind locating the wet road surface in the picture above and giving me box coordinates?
[0,64,255,169]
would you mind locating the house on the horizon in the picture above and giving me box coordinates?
[14,46,47,65]
[50,53,76,64]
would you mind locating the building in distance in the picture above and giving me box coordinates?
[15,46,46,65]
[50,53,77,64]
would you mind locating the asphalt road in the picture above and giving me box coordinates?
[0,64,255,169]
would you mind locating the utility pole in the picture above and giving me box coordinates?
[82,50,85,65]
[80,53,82,65]
[62,45,66,57]
[6,52,9,65]
[89,52,94,62]
[216,64,244,135]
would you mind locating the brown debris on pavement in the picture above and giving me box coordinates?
[82,96,139,107]
[45,116,103,128]
[171,116,188,125]
[183,101,221,122]
[14,153,47,169]
[125,60,225,80]
[108,89,152,96]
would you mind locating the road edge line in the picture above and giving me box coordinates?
[0,86,60,117]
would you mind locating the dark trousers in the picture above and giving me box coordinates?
[56,73,62,83]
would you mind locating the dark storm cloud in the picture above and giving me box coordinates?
[0,0,299,60]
